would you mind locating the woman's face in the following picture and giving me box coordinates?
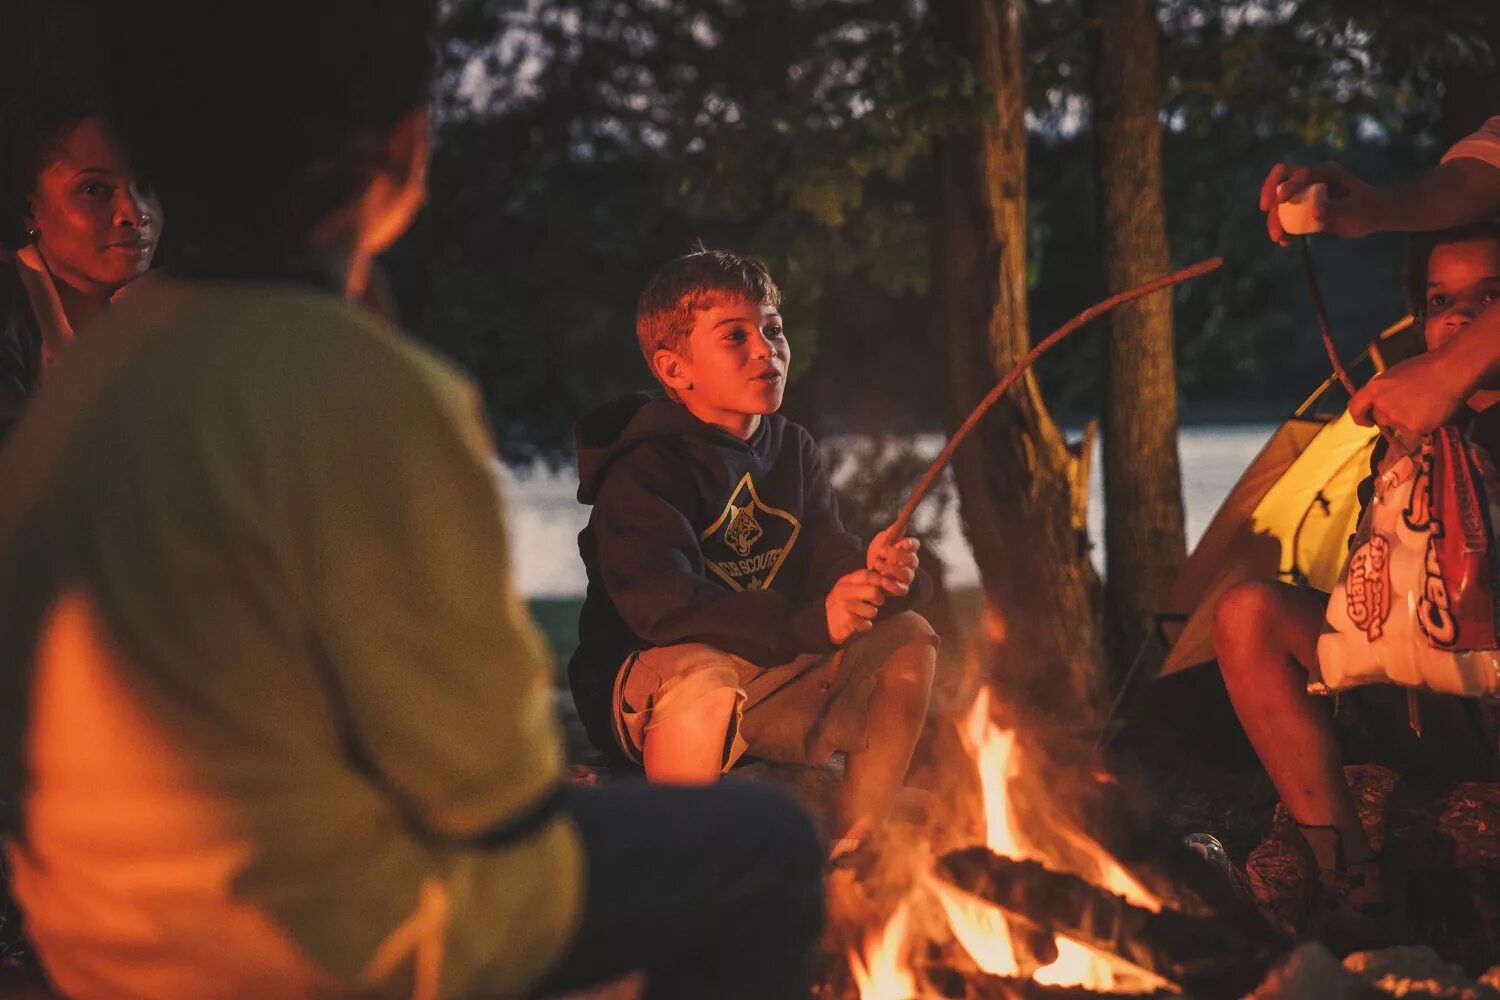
[27,115,162,294]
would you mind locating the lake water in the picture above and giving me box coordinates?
[500,424,1279,597]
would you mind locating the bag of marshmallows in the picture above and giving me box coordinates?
[1313,426,1500,697]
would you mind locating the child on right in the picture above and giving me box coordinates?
[1262,113,1500,436]
[1212,221,1500,947]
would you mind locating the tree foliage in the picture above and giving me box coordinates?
[390,1,1497,465]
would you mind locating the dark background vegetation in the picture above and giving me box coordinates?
[6,1,1495,460]
[381,0,1496,463]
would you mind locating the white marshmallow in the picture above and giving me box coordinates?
[1277,182,1327,235]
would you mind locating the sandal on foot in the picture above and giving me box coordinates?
[1295,824,1408,952]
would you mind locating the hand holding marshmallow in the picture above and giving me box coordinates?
[1259,161,1380,245]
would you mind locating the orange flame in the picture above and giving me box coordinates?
[961,688,1028,857]
[1032,934,1118,990]
[1033,933,1177,993]
[933,688,1173,993]
[925,875,1019,977]
[958,688,1161,913]
[849,901,917,1000]
[847,688,1173,997]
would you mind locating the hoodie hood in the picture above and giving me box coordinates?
[575,392,769,503]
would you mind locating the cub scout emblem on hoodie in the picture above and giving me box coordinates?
[701,473,801,591]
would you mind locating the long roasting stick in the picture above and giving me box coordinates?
[1298,236,1357,396]
[1299,235,1412,466]
[889,255,1224,539]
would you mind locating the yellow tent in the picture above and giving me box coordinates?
[1153,317,1422,680]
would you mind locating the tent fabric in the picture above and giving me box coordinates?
[1152,316,1422,681]
[1157,412,1379,679]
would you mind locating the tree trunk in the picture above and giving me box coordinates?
[933,0,1103,719]
[1088,0,1186,678]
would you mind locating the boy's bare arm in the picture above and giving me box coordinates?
[1260,159,1500,246]
[1349,304,1500,440]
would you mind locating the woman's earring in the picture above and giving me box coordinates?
[24,226,38,241]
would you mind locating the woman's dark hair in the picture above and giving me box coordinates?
[93,0,437,264]
[1405,222,1500,320]
[0,81,98,252]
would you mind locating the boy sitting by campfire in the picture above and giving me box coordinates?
[570,248,939,855]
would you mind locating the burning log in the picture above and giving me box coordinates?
[935,848,1284,995]
[915,965,1178,1000]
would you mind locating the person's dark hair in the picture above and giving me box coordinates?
[636,248,782,369]
[92,0,437,264]
[0,81,98,252]
[1405,222,1500,320]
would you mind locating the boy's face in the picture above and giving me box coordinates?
[664,295,789,430]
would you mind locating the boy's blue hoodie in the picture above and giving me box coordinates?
[567,392,931,758]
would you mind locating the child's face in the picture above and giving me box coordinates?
[1423,236,1500,353]
[1425,236,1500,412]
[673,295,789,426]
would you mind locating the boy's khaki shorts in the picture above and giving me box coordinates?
[610,611,937,770]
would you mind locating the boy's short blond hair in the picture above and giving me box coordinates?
[636,249,782,374]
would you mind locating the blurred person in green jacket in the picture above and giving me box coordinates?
[0,2,822,998]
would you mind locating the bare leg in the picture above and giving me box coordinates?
[1212,580,1371,863]
[642,687,739,786]
[834,639,936,842]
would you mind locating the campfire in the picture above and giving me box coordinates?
[828,688,1281,999]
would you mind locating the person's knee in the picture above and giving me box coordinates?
[666,684,738,742]
[873,612,939,687]
[877,611,939,651]
[1212,580,1291,667]
[640,657,744,781]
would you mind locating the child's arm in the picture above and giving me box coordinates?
[592,446,837,663]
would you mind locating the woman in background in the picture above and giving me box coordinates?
[0,84,161,440]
